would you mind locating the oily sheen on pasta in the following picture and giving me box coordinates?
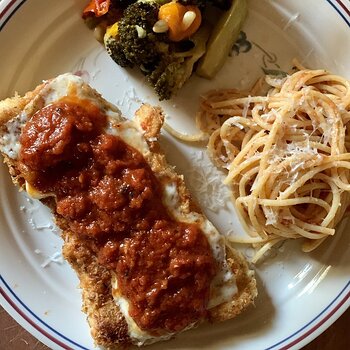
[196,67,350,261]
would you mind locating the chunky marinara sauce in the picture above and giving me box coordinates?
[19,96,217,333]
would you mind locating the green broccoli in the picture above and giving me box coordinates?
[104,33,132,67]
[147,25,211,100]
[103,0,212,100]
[147,58,186,101]
[104,1,167,68]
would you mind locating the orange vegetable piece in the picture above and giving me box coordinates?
[158,2,202,42]
[82,0,111,19]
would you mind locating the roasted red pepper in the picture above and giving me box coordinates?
[82,0,111,18]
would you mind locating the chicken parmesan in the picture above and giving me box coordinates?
[0,74,257,348]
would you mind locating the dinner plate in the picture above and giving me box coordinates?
[0,0,349,349]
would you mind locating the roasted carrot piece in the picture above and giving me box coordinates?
[158,2,202,42]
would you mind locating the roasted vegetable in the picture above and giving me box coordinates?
[103,0,209,99]
[147,24,211,100]
[83,0,111,18]
[84,0,248,99]
[196,0,247,78]
[158,1,202,42]
[104,2,165,68]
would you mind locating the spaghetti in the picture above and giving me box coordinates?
[195,64,350,262]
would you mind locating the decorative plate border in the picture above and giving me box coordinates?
[0,276,82,350]
[0,0,349,349]
[0,0,26,30]
[268,282,350,349]
[328,0,350,26]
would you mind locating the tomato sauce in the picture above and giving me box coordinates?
[19,97,217,333]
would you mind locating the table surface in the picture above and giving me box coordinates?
[0,305,349,350]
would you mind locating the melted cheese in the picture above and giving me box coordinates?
[111,274,175,346]
[0,73,238,343]
[25,182,53,200]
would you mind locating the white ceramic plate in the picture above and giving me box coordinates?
[0,1,349,349]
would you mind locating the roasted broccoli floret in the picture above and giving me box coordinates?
[147,25,211,100]
[147,57,185,100]
[104,27,132,67]
[104,2,166,68]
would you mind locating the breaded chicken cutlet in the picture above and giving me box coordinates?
[0,74,257,348]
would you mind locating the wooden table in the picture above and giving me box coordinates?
[0,305,349,349]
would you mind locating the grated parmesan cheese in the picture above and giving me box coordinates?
[187,150,230,213]
[242,95,251,120]
[40,251,64,268]
[229,117,245,130]
[263,206,278,225]
[34,248,64,268]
